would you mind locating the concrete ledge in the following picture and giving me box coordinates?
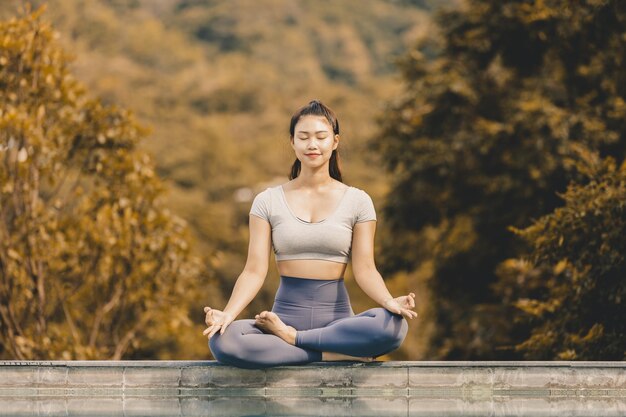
[1,361,624,416]
[1,360,624,393]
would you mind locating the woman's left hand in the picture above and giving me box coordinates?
[382,293,418,320]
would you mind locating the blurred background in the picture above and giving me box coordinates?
[1,0,624,361]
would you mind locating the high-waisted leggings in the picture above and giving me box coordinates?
[208,275,409,369]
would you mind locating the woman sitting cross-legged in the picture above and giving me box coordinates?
[203,99,418,369]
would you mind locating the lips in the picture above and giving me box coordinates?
[305,153,321,156]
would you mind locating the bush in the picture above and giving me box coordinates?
[374,0,626,359]
[0,5,200,360]
[494,151,626,360]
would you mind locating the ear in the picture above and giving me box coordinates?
[333,134,340,150]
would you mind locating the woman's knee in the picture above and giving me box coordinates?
[375,308,409,347]
[208,319,254,363]
[209,330,238,363]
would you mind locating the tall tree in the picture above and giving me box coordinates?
[374,0,626,358]
[0,5,199,360]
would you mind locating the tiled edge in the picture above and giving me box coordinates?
[409,365,626,392]
[209,366,266,388]
[180,366,212,388]
[1,360,624,367]
[0,366,38,386]
[123,366,181,387]
[0,361,624,393]
[67,366,123,386]
[37,366,68,386]
[352,366,408,388]
[409,367,470,387]
[265,367,323,388]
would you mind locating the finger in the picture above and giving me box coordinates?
[220,323,229,334]
[403,308,418,320]
[204,307,210,312]
[205,323,221,335]
[205,312,214,326]
[209,326,222,339]
[202,325,214,336]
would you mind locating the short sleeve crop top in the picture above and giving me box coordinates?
[249,184,377,264]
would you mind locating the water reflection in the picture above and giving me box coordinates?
[1,394,624,417]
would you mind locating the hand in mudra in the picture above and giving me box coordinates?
[383,293,418,320]
[203,307,234,339]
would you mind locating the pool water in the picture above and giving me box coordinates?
[2,392,625,416]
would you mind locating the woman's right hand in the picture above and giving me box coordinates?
[203,307,234,339]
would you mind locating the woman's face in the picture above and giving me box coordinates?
[291,115,339,168]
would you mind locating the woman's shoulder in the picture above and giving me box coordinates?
[346,184,372,197]
[255,183,282,195]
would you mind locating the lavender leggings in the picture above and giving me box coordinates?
[208,275,408,369]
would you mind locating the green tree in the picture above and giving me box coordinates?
[374,0,626,358]
[494,150,626,359]
[0,5,200,360]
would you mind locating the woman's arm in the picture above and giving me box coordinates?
[350,220,395,306]
[222,215,272,319]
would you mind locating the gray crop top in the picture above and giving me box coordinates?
[249,184,377,264]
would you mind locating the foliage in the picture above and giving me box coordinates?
[494,151,626,359]
[0,0,451,360]
[374,0,626,358]
[0,6,200,360]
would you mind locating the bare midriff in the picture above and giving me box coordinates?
[277,259,347,280]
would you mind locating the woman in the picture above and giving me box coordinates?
[203,99,418,369]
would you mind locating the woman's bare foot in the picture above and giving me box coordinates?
[322,351,377,362]
[254,311,297,345]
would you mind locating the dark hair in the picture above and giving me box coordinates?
[288,99,343,182]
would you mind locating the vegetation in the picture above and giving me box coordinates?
[376,0,626,359]
[0,1,440,359]
[8,0,619,362]
[0,6,200,359]
[495,150,626,360]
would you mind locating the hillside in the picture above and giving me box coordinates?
[1,0,457,359]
